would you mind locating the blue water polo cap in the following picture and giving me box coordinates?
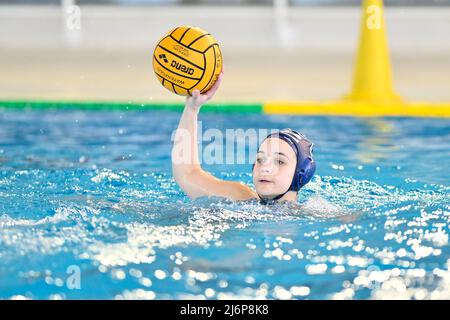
[264,128,316,193]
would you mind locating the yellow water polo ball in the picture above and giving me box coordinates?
[152,26,223,96]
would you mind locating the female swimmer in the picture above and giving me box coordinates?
[171,72,316,205]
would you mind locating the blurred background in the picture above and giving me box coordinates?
[0,0,449,103]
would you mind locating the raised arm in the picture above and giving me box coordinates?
[171,72,257,201]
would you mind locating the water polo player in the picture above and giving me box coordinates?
[171,72,316,204]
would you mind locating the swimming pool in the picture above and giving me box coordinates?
[0,109,449,300]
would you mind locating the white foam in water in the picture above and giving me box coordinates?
[84,195,335,269]
[1,164,449,299]
[91,169,127,184]
[300,196,345,218]
[0,205,100,258]
[0,205,99,228]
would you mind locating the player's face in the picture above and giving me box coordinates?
[253,138,297,199]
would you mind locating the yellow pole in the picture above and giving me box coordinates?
[344,0,402,103]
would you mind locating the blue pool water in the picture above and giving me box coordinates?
[0,110,449,300]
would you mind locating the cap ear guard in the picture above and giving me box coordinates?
[292,157,316,191]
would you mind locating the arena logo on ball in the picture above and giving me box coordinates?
[171,60,195,75]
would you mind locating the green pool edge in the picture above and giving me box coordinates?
[0,100,263,113]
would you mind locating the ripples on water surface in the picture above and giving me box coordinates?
[0,110,449,299]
